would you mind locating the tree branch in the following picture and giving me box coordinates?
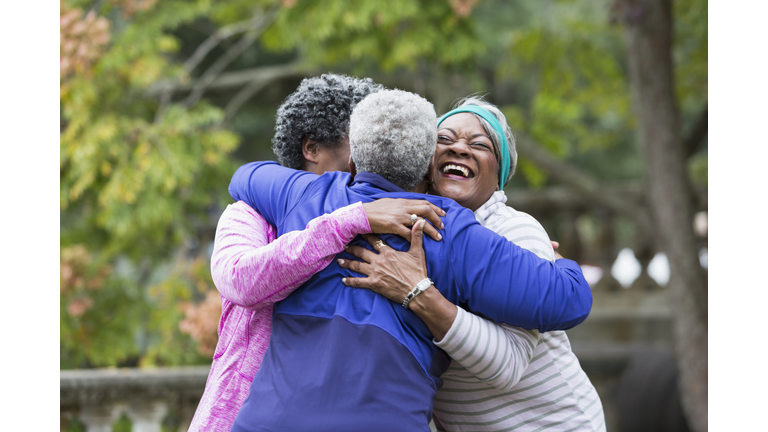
[181,5,280,109]
[513,133,653,235]
[154,17,261,123]
[182,18,260,75]
[223,79,271,126]
[147,63,312,97]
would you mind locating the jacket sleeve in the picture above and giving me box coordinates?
[444,209,592,332]
[228,161,317,227]
[211,200,371,309]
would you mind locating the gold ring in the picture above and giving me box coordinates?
[410,214,418,226]
[375,240,387,250]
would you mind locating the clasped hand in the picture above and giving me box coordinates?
[339,218,430,304]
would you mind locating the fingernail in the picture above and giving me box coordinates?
[437,233,442,240]
[342,278,347,284]
[337,259,345,265]
[440,222,445,229]
[420,220,426,229]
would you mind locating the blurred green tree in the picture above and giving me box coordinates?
[60,0,241,368]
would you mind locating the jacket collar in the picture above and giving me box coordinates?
[350,172,406,193]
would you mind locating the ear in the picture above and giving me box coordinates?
[302,135,320,164]
[348,155,357,179]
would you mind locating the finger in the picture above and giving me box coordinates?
[344,244,379,263]
[394,225,412,243]
[412,203,445,230]
[360,234,385,251]
[422,221,442,242]
[551,241,560,250]
[408,218,426,256]
[336,256,374,276]
[383,225,414,244]
[341,275,375,290]
[429,202,447,217]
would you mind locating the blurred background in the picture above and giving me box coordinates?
[59,0,707,431]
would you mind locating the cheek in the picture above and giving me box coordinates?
[335,156,350,172]
[478,158,500,189]
[333,147,352,170]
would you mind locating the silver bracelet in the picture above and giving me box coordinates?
[402,278,433,310]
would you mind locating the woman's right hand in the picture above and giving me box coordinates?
[339,218,457,340]
[362,198,446,242]
[338,221,429,304]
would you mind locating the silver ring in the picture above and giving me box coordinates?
[410,214,418,226]
[375,240,387,250]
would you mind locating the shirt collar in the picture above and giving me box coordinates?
[350,172,406,193]
[473,190,508,226]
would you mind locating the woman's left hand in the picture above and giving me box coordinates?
[339,219,429,304]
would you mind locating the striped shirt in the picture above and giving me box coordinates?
[432,191,606,432]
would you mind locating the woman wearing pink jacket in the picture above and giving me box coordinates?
[187,74,444,432]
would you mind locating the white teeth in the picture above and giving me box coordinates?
[442,164,469,177]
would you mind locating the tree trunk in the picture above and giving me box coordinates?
[618,0,708,431]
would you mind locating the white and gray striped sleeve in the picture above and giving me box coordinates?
[434,307,540,391]
[433,207,556,390]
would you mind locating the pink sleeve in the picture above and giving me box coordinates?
[211,200,371,309]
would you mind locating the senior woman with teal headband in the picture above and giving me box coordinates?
[339,96,607,431]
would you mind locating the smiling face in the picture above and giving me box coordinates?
[429,113,500,212]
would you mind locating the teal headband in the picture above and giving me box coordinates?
[437,105,511,187]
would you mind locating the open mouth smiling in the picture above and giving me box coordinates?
[441,163,475,179]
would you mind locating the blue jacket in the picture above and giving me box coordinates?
[228,162,592,432]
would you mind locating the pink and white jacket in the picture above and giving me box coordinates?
[187,200,371,432]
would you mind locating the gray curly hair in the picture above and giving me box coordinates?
[272,74,384,169]
[350,89,437,191]
[451,96,518,186]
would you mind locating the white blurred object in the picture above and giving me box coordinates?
[611,248,641,288]
[699,248,708,269]
[579,264,604,287]
[694,211,708,236]
[648,253,670,286]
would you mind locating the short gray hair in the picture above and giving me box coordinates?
[272,74,383,169]
[451,96,518,186]
[350,89,437,190]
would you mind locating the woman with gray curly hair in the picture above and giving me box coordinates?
[188,76,446,432]
[340,95,606,431]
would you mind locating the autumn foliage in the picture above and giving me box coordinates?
[60,2,110,81]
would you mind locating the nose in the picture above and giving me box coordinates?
[448,139,471,157]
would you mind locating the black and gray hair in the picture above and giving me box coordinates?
[272,74,384,169]
[451,96,518,186]
[349,89,437,191]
